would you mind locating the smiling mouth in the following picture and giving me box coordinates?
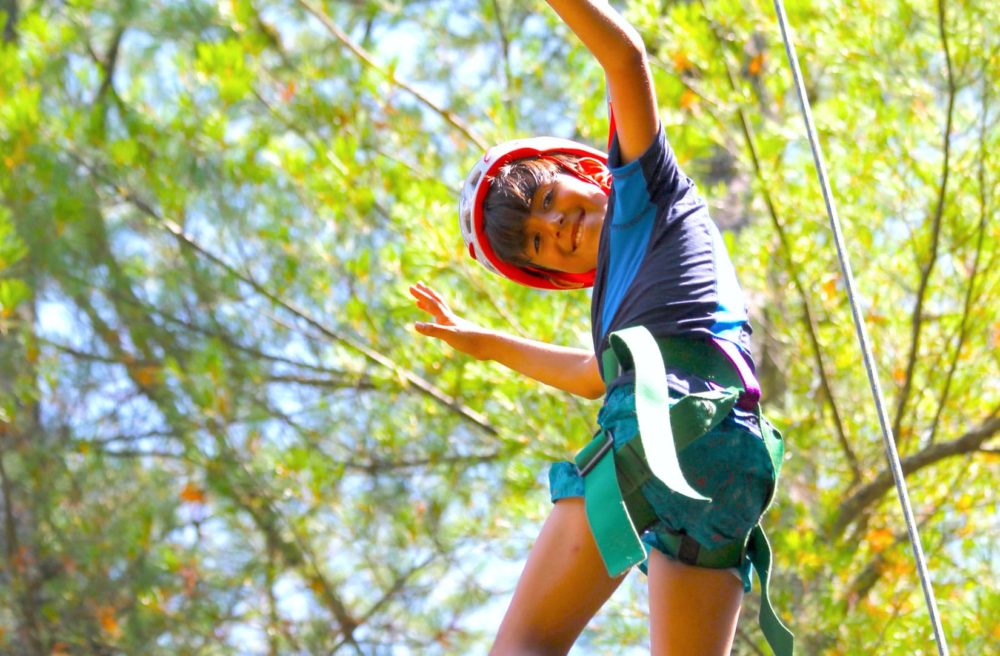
[571,211,584,251]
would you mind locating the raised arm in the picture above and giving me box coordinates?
[545,0,659,164]
[410,283,605,399]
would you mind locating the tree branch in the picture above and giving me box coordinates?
[832,412,1000,534]
[1,0,17,44]
[95,26,125,104]
[925,63,991,446]
[126,191,502,437]
[0,435,43,655]
[892,0,957,444]
[64,149,504,439]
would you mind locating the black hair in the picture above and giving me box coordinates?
[482,154,584,266]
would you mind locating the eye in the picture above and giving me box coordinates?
[533,233,541,254]
[542,188,554,209]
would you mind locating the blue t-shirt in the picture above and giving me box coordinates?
[591,125,752,376]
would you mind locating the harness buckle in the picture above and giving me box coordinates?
[576,430,615,477]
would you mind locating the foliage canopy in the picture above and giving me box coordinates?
[0,0,997,654]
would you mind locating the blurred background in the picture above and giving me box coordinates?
[0,0,996,653]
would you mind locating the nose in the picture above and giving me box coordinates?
[536,211,565,237]
[526,211,569,254]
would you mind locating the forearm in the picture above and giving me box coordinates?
[545,0,644,68]
[544,0,658,163]
[480,330,605,399]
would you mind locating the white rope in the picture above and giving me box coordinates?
[769,2,950,654]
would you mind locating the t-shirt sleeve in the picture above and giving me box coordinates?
[607,124,692,228]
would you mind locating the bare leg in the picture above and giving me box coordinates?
[647,549,743,655]
[490,497,626,656]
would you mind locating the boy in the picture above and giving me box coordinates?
[411,1,792,654]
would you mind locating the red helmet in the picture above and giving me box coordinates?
[458,137,608,290]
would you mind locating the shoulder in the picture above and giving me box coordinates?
[608,125,690,209]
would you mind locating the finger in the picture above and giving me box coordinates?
[421,284,446,306]
[414,321,452,338]
[409,287,437,312]
[409,284,429,302]
[413,280,437,298]
[411,287,449,319]
[412,298,442,321]
[409,283,438,307]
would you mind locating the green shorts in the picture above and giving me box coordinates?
[548,383,778,591]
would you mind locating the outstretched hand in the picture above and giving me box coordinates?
[409,282,493,360]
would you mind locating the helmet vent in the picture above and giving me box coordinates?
[468,170,482,186]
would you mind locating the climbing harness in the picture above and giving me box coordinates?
[575,327,794,656]
[459,137,608,290]
[771,2,950,654]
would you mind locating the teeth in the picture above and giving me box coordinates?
[573,216,583,249]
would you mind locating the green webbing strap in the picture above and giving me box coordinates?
[577,430,647,576]
[747,525,795,656]
[654,528,746,569]
[608,326,709,501]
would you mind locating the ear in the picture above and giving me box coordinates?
[568,156,612,194]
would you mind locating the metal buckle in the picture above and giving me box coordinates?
[577,430,615,477]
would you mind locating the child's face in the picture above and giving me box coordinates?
[521,172,608,273]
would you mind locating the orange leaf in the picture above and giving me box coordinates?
[680,89,699,110]
[821,276,838,301]
[867,527,894,553]
[180,483,206,504]
[672,51,692,73]
[135,365,159,387]
[97,606,121,638]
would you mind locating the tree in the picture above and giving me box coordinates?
[0,0,996,653]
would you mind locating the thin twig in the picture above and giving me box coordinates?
[293,0,487,151]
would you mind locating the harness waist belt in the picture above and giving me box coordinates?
[601,334,760,410]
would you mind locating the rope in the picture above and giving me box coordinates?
[768,2,950,654]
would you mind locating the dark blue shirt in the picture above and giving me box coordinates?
[591,126,752,380]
